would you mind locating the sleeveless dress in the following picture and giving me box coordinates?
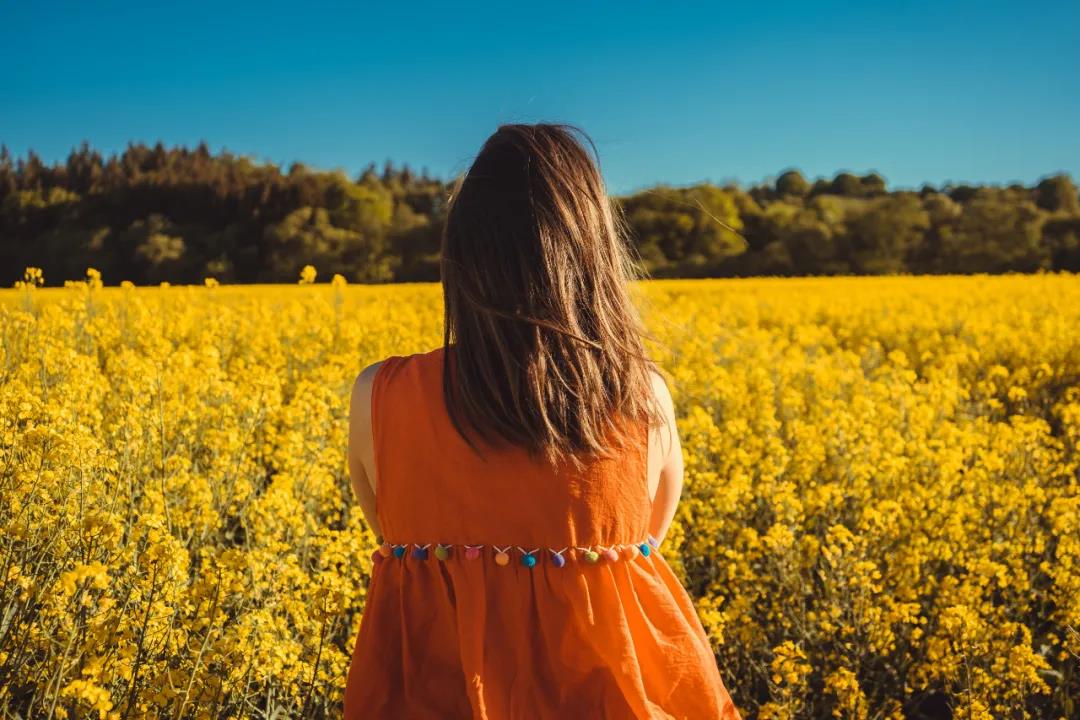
[344,346,741,720]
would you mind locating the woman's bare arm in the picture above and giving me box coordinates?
[348,361,384,539]
[646,369,684,545]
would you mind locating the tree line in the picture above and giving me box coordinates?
[1,142,1078,286]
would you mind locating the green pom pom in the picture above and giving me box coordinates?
[584,550,600,564]
[435,546,450,561]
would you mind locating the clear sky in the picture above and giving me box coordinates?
[2,0,1078,195]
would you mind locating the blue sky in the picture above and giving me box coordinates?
[2,1,1077,195]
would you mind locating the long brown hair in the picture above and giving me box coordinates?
[441,123,662,469]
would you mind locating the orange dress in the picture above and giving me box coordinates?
[344,346,741,720]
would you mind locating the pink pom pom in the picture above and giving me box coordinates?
[465,547,481,561]
[602,548,619,562]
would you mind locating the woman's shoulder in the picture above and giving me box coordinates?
[380,345,445,377]
[351,346,444,401]
[647,366,675,415]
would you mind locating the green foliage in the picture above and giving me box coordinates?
[846,194,930,274]
[621,185,745,276]
[264,207,393,281]
[1034,174,1080,213]
[937,191,1048,273]
[775,170,809,198]
[0,142,1077,284]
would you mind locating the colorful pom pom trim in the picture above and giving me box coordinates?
[373,539,659,568]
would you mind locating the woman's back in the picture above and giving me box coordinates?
[345,123,740,718]
[343,345,740,719]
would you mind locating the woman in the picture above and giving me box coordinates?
[344,123,741,719]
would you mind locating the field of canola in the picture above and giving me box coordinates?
[1,270,1078,719]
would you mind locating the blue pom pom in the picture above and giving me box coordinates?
[522,554,537,568]
[639,543,651,557]
[392,546,406,559]
[412,547,429,560]
[551,553,566,568]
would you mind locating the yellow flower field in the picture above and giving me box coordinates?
[1,270,1078,719]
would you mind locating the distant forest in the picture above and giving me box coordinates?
[2,142,1079,286]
